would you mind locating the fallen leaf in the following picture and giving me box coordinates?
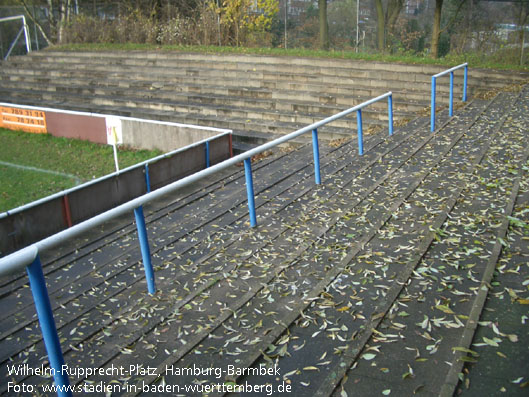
[362,353,377,361]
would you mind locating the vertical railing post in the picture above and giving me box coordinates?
[356,109,364,155]
[144,163,151,193]
[449,71,454,117]
[312,128,321,185]
[205,141,210,168]
[388,94,394,136]
[244,158,257,228]
[463,65,468,102]
[26,254,72,397]
[61,195,73,228]
[431,76,436,132]
[133,206,156,294]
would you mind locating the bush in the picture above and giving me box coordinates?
[63,2,277,48]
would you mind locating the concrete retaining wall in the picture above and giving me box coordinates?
[0,102,230,151]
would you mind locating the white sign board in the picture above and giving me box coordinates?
[105,116,123,145]
[105,116,123,172]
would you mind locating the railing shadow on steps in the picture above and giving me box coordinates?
[0,91,394,396]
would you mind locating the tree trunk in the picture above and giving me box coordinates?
[57,0,71,44]
[375,0,385,52]
[319,0,329,50]
[386,0,403,33]
[431,0,443,58]
[518,1,529,65]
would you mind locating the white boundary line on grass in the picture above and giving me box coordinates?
[0,160,82,185]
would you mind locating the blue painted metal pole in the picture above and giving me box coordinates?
[312,129,321,185]
[244,158,257,227]
[463,65,468,102]
[205,141,210,168]
[431,77,436,132]
[388,94,394,136]
[26,255,72,397]
[449,71,454,117]
[144,164,151,193]
[356,109,363,155]
[133,206,156,294]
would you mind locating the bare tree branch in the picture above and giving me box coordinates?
[17,0,54,46]
[440,0,468,35]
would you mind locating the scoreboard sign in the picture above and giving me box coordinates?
[0,106,47,134]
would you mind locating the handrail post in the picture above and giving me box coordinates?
[133,206,156,294]
[144,163,151,193]
[244,158,257,227]
[388,94,394,136]
[449,71,454,117]
[356,109,364,155]
[26,254,72,397]
[431,76,436,132]
[463,65,468,102]
[205,141,210,168]
[312,128,321,184]
[61,194,73,228]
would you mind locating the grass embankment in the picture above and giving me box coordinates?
[58,43,529,71]
[0,128,161,212]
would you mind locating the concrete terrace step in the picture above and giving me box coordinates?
[1,62,449,105]
[2,49,526,149]
[25,49,529,88]
[15,51,526,109]
[2,85,527,397]
[0,77,425,115]
[0,87,398,141]
[5,55,471,98]
[0,73,428,114]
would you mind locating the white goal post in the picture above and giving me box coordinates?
[0,15,31,60]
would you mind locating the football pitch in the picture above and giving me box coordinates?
[0,128,161,213]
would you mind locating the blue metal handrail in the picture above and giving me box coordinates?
[0,92,394,396]
[431,63,468,132]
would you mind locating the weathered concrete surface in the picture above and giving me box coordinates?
[2,50,526,149]
[121,118,223,152]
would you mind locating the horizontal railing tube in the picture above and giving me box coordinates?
[0,92,394,277]
[0,92,397,397]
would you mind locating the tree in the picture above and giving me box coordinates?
[517,0,529,65]
[430,0,468,58]
[318,0,329,49]
[211,0,279,46]
[375,0,384,51]
[373,0,404,52]
[16,0,73,45]
[431,0,443,58]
